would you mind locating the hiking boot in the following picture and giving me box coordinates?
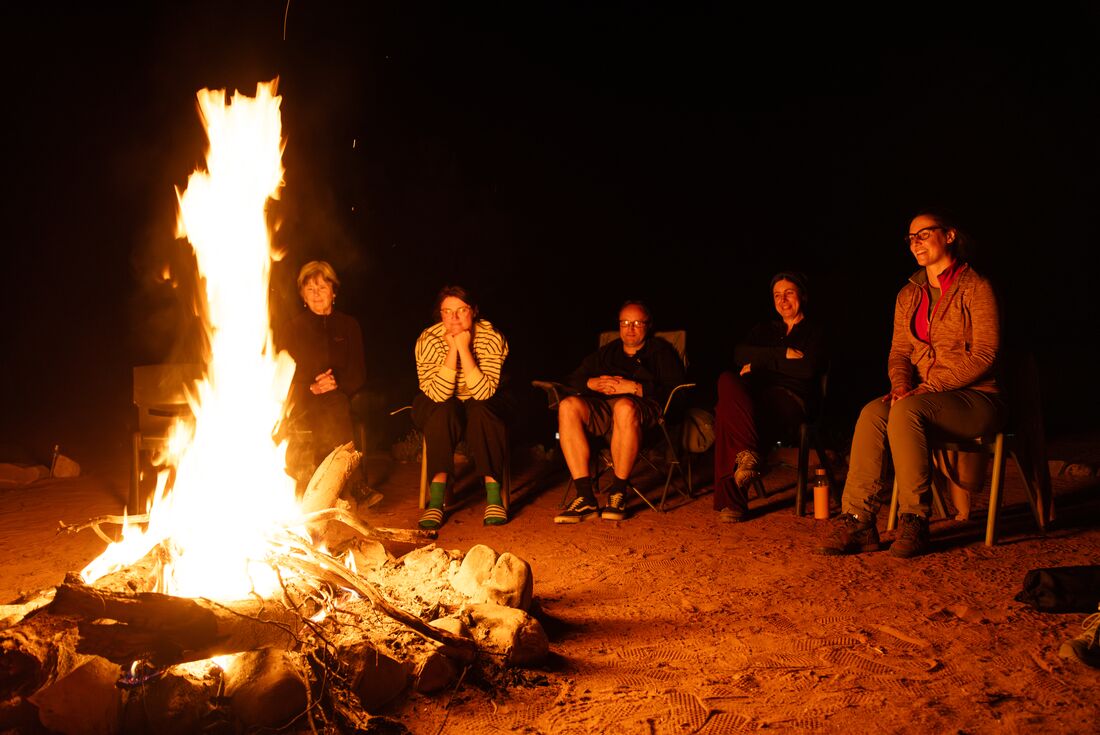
[601,491,628,521]
[890,513,930,558]
[817,513,881,555]
[1059,607,1100,668]
[554,496,600,524]
[733,450,762,490]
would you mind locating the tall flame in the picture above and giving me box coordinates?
[83,80,302,599]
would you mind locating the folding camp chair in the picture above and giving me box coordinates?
[388,404,512,511]
[532,330,696,513]
[885,352,1052,546]
[130,363,202,513]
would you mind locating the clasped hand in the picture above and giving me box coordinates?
[444,329,472,351]
[311,369,338,395]
[588,375,638,396]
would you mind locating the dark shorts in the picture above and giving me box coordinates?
[575,395,662,438]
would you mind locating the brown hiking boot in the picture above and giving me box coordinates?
[890,513,930,558]
[733,450,762,490]
[817,513,881,555]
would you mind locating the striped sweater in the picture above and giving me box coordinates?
[415,319,509,402]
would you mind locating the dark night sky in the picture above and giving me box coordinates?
[1,2,1098,468]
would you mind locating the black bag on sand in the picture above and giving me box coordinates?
[1015,566,1100,613]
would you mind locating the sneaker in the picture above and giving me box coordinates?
[817,513,881,555]
[734,450,762,490]
[554,496,600,524]
[890,513,930,558]
[356,487,384,510]
[601,491,628,521]
[1059,607,1100,668]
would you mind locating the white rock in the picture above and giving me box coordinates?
[465,603,549,666]
[485,552,533,611]
[450,544,498,599]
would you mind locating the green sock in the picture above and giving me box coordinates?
[485,481,502,506]
[429,481,446,509]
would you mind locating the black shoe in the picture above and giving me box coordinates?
[817,513,881,555]
[601,491,628,521]
[890,513,930,558]
[554,496,600,524]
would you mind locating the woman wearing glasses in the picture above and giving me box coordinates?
[713,272,827,523]
[819,209,1003,558]
[413,285,510,528]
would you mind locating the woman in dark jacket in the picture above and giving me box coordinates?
[713,272,827,522]
[282,261,366,487]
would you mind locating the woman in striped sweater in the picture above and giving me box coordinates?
[412,285,510,529]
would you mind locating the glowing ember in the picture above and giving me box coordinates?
[82,80,302,599]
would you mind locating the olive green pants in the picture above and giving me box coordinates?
[842,389,1005,519]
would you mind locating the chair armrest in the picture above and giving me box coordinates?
[662,382,697,417]
[531,380,580,411]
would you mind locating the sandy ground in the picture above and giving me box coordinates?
[2,440,1099,734]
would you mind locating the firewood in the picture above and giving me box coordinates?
[46,583,303,667]
[300,442,360,518]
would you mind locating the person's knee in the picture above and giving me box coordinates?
[717,370,746,399]
[559,396,587,423]
[857,398,889,429]
[612,399,641,429]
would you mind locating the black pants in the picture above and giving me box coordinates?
[286,390,356,488]
[411,392,510,481]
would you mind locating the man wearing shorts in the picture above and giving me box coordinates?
[553,300,686,522]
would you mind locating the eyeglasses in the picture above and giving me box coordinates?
[619,319,649,329]
[441,307,471,318]
[905,226,946,245]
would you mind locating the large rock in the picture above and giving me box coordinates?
[224,649,309,730]
[485,552,533,611]
[347,642,409,713]
[450,546,533,611]
[450,544,498,598]
[465,603,549,666]
[29,656,121,735]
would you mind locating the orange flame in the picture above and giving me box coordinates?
[83,80,303,600]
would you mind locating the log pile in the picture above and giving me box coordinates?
[0,443,549,734]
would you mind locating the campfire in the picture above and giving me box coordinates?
[0,81,547,734]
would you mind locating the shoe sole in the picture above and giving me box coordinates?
[554,512,598,524]
[600,512,626,521]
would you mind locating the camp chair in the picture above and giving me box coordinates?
[130,363,203,513]
[886,352,1052,546]
[532,330,696,513]
[752,369,837,516]
[388,404,511,512]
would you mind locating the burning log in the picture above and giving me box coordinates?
[47,583,303,668]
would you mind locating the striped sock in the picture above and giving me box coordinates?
[485,481,502,506]
[428,481,446,509]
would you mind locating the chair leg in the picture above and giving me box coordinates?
[418,437,429,510]
[501,435,511,513]
[130,432,142,515]
[985,433,1007,546]
[1010,449,1045,532]
[795,422,811,517]
[887,478,900,531]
